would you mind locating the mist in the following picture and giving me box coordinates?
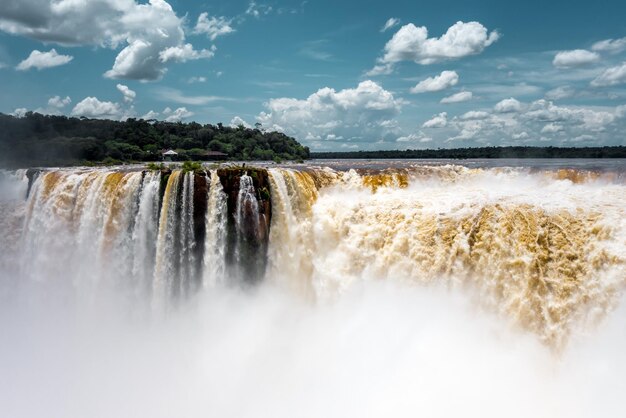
[1,280,625,418]
[1,165,625,417]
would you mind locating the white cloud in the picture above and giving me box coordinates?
[194,13,234,41]
[141,110,160,120]
[246,1,273,18]
[381,18,400,33]
[396,132,432,143]
[48,95,71,108]
[163,107,193,122]
[440,91,472,104]
[494,97,522,113]
[422,112,448,128]
[592,37,626,54]
[541,123,564,134]
[0,0,206,81]
[159,44,215,63]
[419,101,624,147]
[552,50,599,68]
[116,84,136,103]
[10,108,28,118]
[230,116,252,128]
[545,86,575,100]
[16,49,73,70]
[187,76,207,84]
[71,97,122,119]
[460,110,490,120]
[364,63,394,77]
[369,21,499,74]
[153,87,229,105]
[524,100,616,130]
[257,80,404,143]
[591,62,626,87]
[410,70,458,94]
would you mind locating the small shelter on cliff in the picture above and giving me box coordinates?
[162,149,178,161]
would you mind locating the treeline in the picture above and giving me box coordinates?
[312,146,626,160]
[0,112,310,168]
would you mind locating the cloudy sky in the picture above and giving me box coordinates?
[1,0,625,150]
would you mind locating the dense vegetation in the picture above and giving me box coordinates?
[312,146,626,159]
[0,112,310,168]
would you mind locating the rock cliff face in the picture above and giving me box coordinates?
[216,167,271,284]
[150,166,272,288]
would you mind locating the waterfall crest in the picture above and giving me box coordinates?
[2,164,625,348]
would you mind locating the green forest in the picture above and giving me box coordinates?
[0,112,310,168]
[2,112,625,169]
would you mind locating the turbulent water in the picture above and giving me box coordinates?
[0,161,625,417]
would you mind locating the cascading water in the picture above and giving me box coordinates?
[1,162,626,418]
[203,170,228,287]
[2,164,624,345]
[131,171,161,296]
[233,173,263,282]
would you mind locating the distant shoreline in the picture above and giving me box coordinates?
[311,146,626,160]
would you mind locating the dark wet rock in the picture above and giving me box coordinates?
[217,167,272,284]
[192,173,209,278]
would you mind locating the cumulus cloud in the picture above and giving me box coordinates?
[230,116,252,128]
[545,86,575,101]
[592,37,626,54]
[415,99,624,146]
[410,70,458,93]
[163,106,193,122]
[441,91,472,104]
[141,110,160,120]
[460,110,490,120]
[552,50,599,68]
[194,13,234,41]
[0,0,206,81]
[116,84,136,103]
[422,112,448,128]
[16,49,72,70]
[159,44,215,63]
[368,21,499,74]
[541,123,564,134]
[71,97,122,119]
[591,62,626,87]
[396,132,432,143]
[523,99,616,131]
[381,18,400,33]
[48,95,71,108]
[494,97,523,113]
[10,108,28,118]
[257,80,404,144]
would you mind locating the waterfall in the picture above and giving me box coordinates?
[3,164,625,347]
[131,171,161,296]
[153,170,182,306]
[266,168,317,296]
[203,170,228,287]
[233,173,263,283]
[179,171,196,296]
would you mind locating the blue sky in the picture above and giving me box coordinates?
[1,0,625,150]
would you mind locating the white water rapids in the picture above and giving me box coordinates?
[0,163,625,417]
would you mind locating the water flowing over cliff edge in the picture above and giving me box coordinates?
[2,163,624,349]
[1,162,626,418]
